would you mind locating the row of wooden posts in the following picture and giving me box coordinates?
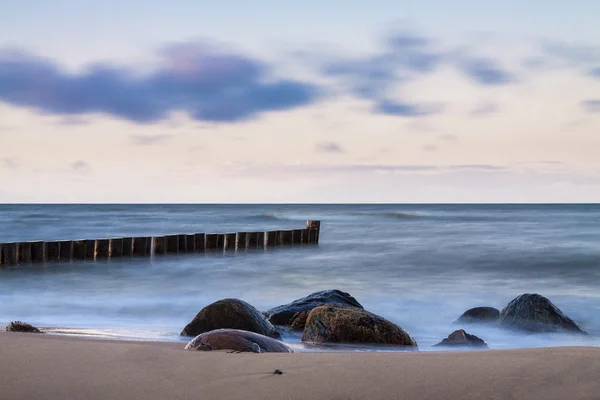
[0,220,320,267]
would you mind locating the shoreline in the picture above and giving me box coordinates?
[2,332,599,400]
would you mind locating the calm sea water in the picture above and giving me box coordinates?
[1,204,599,351]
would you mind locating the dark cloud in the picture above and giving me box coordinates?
[130,134,172,146]
[0,43,318,123]
[459,58,513,85]
[315,141,344,153]
[582,100,600,112]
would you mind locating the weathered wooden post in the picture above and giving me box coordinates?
[3,243,17,266]
[266,231,278,248]
[280,230,293,246]
[122,238,134,257]
[153,236,166,255]
[236,232,248,250]
[133,237,151,256]
[109,238,124,258]
[165,235,179,254]
[46,241,61,262]
[246,232,259,249]
[194,233,205,253]
[17,242,32,264]
[85,240,97,260]
[58,240,74,262]
[31,241,45,263]
[216,234,225,250]
[306,220,321,244]
[205,234,218,251]
[0,244,4,266]
[292,229,303,245]
[72,240,87,260]
[95,239,110,259]
[185,235,196,253]
[178,234,188,253]
[224,233,236,251]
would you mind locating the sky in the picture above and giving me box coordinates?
[1,0,599,203]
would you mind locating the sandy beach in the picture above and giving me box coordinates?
[1,332,598,400]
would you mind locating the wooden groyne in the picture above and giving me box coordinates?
[0,220,320,267]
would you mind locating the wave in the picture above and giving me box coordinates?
[245,213,290,221]
[351,211,424,220]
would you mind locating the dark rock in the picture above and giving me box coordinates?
[289,311,309,331]
[301,305,417,348]
[454,307,500,324]
[273,369,283,375]
[499,293,587,334]
[6,321,43,333]
[184,329,292,353]
[181,298,281,339]
[434,329,488,348]
[265,290,363,328]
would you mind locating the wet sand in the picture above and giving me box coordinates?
[1,332,598,400]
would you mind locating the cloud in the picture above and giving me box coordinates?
[0,43,318,124]
[582,100,600,112]
[315,141,344,153]
[130,134,172,146]
[458,58,513,85]
[70,160,91,174]
[58,116,90,126]
[469,101,500,117]
[1,158,18,170]
[439,134,458,142]
[375,100,441,116]
[422,144,437,151]
[590,67,600,77]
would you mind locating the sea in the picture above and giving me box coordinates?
[1,204,599,352]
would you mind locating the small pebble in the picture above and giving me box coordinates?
[273,369,283,375]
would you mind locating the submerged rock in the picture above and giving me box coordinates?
[434,329,488,348]
[499,293,587,334]
[301,305,417,348]
[265,289,363,329]
[454,307,500,324]
[181,298,281,339]
[185,329,292,353]
[6,321,43,333]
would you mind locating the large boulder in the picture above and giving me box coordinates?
[434,329,488,348]
[265,290,363,330]
[6,321,43,333]
[185,329,292,353]
[499,293,587,334]
[454,307,500,324]
[301,305,417,348]
[181,298,281,339]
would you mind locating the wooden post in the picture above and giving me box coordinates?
[194,233,205,253]
[216,234,225,250]
[258,232,265,249]
[0,243,3,266]
[133,237,151,256]
[17,242,32,264]
[266,231,278,248]
[185,235,196,253]
[3,243,17,266]
[153,236,166,255]
[306,220,321,244]
[205,234,218,251]
[109,238,124,258]
[72,240,87,260]
[85,240,97,260]
[236,232,248,250]
[59,240,74,261]
[95,239,110,259]
[292,229,303,245]
[46,241,61,262]
[224,233,236,251]
[178,234,188,253]
[165,235,179,254]
[280,230,293,246]
[246,232,259,249]
[122,237,134,256]
[31,241,45,263]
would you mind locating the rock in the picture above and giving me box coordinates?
[289,311,309,331]
[181,298,281,339]
[499,293,587,334]
[6,321,42,333]
[185,329,292,353]
[434,329,488,348]
[265,289,363,328]
[454,307,500,324]
[301,305,417,348]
